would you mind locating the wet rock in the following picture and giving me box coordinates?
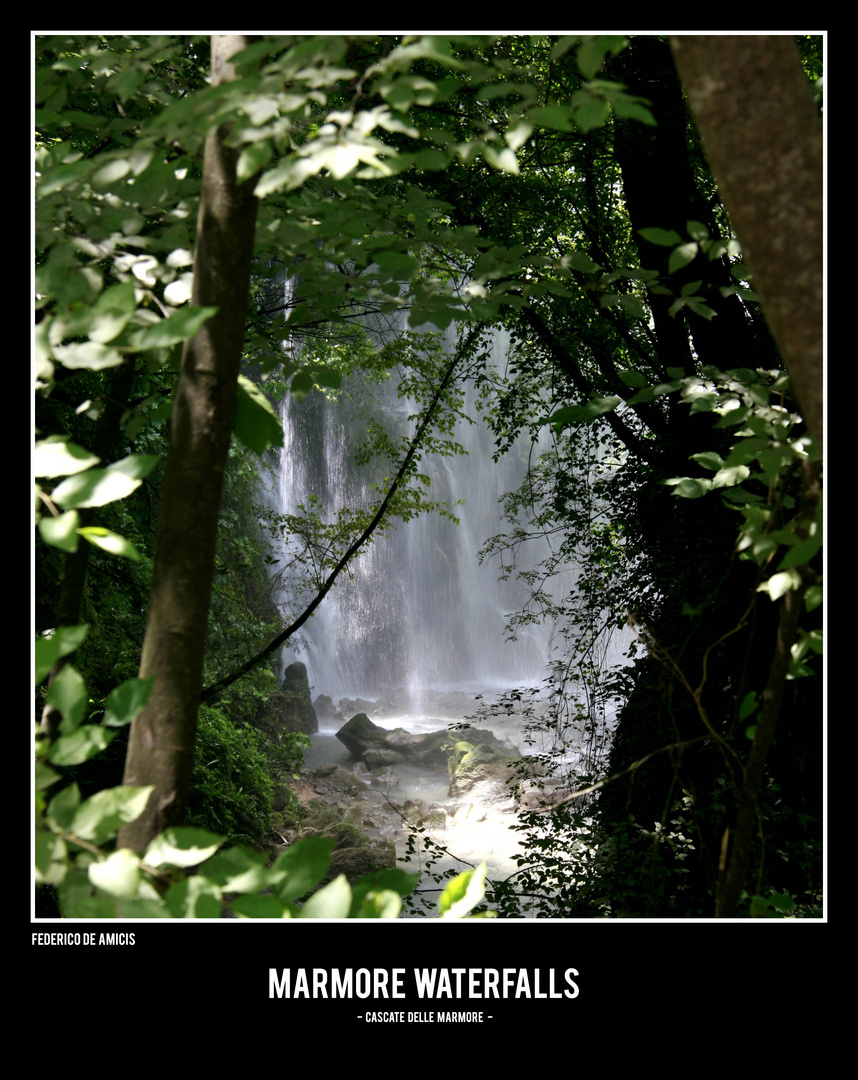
[448,739,518,808]
[335,713,513,774]
[275,661,318,734]
[337,697,378,720]
[518,776,571,811]
[313,694,345,726]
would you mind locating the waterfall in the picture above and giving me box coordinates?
[256,290,631,912]
[263,322,567,707]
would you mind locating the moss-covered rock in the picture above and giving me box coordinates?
[447,739,517,806]
[271,661,318,734]
[336,715,512,771]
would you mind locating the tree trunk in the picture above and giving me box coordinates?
[119,35,260,853]
[670,34,823,915]
[669,35,823,447]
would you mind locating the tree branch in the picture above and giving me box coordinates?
[200,326,481,702]
[521,306,664,466]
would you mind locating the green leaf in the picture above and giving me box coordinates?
[711,464,750,489]
[626,380,683,404]
[70,785,154,844]
[550,36,578,61]
[35,625,88,685]
[668,242,699,274]
[77,527,142,561]
[35,832,68,886]
[577,35,627,80]
[619,369,648,388]
[88,849,142,899]
[132,306,218,349]
[144,827,223,869]
[619,294,649,319]
[689,452,724,471]
[45,664,87,733]
[548,396,622,427]
[638,227,683,246]
[51,454,159,509]
[738,692,758,721]
[688,393,719,413]
[103,676,155,727]
[684,296,717,319]
[231,893,290,918]
[237,141,274,184]
[568,251,601,272]
[307,365,343,391]
[35,760,62,791]
[49,724,115,766]
[724,437,769,467]
[58,870,120,918]
[574,98,611,133]
[504,120,534,153]
[354,890,403,918]
[777,534,821,570]
[52,341,124,371]
[38,511,81,553]
[35,436,100,478]
[298,873,353,918]
[758,568,802,601]
[438,863,488,918]
[92,157,132,189]
[289,370,315,401]
[117,897,172,918]
[483,145,520,174]
[663,477,712,498]
[165,875,222,918]
[198,845,269,893]
[350,867,420,916]
[233,375,284,455]
[269,836,335,901]
[89,282,138,342]
[48,782,82,831]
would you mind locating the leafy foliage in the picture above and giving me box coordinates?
[37,698,491,919]
[34,33,822,919]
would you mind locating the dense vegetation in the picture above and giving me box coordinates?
[34,34,823,918]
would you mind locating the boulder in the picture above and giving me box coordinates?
[276,661,318,734]
[337,697,378,720]
[518,776,571,811]
[335,713,404,757]
[278,769,399,884]
[335,714,512,772]
[313,694,344,726]
[448,739,517,807]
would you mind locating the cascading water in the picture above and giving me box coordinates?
[264,324,564,709]
[259,299,629,910]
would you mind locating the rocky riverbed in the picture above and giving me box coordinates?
[274,686,575,913]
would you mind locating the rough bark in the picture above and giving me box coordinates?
[669,35,823,446]
[119,35,260,852]
[669,34,824,915]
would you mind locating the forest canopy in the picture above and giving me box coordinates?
[34,33,823,919]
